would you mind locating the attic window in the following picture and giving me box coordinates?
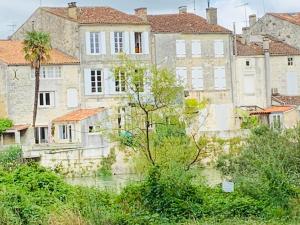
[246,60,250,66]
[288,57,294,66]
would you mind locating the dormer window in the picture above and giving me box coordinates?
[288,57,294,66]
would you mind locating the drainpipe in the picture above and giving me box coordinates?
[263,37,271,107]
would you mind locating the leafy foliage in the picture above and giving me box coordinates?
[0,118,13,134]
[0,146,22,170]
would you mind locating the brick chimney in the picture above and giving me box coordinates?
[206,7,218,24]
[178,6,187,14]
[249,14,257,27]
[135,8,147,21]
[68,2,78,20]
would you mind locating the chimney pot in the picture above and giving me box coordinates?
[135,7,147,21]
[249,14,257,27]
[68,2,78,20]
[206,7,218,24]
[178,6,187,14]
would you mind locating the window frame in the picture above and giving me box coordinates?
[288,57,294,66]
[35,126,49,144]
[115,72,126,93]
[38,91,55,108]
[134,32,143,54]
[90,32,101,54]
[90,69,103,94]
[114,32,124,53]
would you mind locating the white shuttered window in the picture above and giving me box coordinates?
[287,72,298,95]
[243,74,255,95]
[67,88,78,108]
[214,67,226,90]
[176,67,187,88]
[192,40,201,57]
[192,67,204,90]
[176,40,186,57]
[214,40,224,57]
[86,32,106,55]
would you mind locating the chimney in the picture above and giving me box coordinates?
[178,6,187,14]
[206,7,218,24]
[249,14,257,27]
[135,8,147,21]
[68,2,78,20]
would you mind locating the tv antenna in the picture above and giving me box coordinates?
[236,2,249,27]
[207,0,211,8]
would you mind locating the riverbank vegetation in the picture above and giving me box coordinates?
[0,125,299,225]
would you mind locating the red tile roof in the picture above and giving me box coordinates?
[53,108,104,123]
[268,13,300,27]
[272,95,300,106]
[0,40,79,66]
[147,13,231,34]
[250,105,295,115]
[43,7,148,25]
[236,36,300,56]
[5,124,30,133]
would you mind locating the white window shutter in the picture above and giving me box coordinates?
[110,32,115,55]
[176,40,186,57]
[86,32,91,55]
[192,67,203,90]
[84,68,92,95]
[214,67,226,90]
[244,75,255,95]
[192,40,201,57]
[130,32,135,54]
[214,40,224,57]
[67,88,78,108]
[287,72,298,95]
[100,32,106,55]
[50,92,55,107]
[124,32,130,54]
[215,104,230,131]
[104,68,115,95]
[176,67,187,87]
[142,32,149,54]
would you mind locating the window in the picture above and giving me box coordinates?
[41,67,61,79]
[39,92,54,107]
[134,32,142,53]
[118,107,126,129]
[287,72,298,95]
[192,40,201,57]
[67,88,78,108]
[59,124,74,142]
[35,127,48,144]
[244,74,255,95]
[134,69,144,92]
[90,32,101,54]
[214,40,224,57]
[192,67,204,90]
[89,125,100,133]
[288,57,294,66]
[115,72,126,92]
[114,32,124,53]
[176,67,187,88]
[91,70,102,93]
[214,67,226,90]
[176,40,186,57]
[272,114,282,129]
[246,60,250,66]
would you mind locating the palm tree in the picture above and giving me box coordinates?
[23,31,51,132]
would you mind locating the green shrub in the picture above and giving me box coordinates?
[0,146,22,170]
[0,118,13,134]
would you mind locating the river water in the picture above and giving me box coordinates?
[65,168,222,191]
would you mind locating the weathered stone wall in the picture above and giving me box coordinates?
[12,9,79,57]
[283,109,299,128]
[247,14,300,50]
[0,64,8,118]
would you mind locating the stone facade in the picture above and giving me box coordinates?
[245,14,300,50]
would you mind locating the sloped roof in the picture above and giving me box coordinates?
[250,105,295,115]
[0,40,79,66]
[147,13,231,34]
[272,95,300,106]
[268,12,300,26]
[236,36,300,56]
[43,7,148,25]
[53,108,104,123]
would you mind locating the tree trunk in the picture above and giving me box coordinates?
[33,63,41,142]
[145,112,155,165]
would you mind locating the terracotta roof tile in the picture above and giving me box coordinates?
[0,40,79,66]
[147,13,231,34]
[250,105,295,115]
[43,7,148,25]
[53,108,104,123]
[272,95,300,106]
[268,12,300,26]
[236,36,300,56]
[5,124,30,133]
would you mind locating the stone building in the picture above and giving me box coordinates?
[0,40,80,147]
[234,35,300,110]
[243,13,300,50]
[147,6,237,133]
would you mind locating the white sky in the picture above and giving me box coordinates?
[0,0,300,38]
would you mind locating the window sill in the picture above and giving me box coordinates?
[38,106,55,109]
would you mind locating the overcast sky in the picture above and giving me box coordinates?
[1,0,300,38]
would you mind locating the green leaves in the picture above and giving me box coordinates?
[0,118,13,134]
